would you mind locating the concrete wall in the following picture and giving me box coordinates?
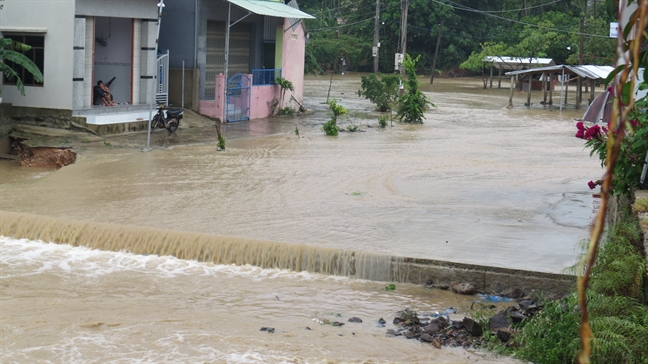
[250,85,279,119]
[281,20,305,107]
[169,68,199,111]
[199,73,225,120]
[159,0,197,69]
[75,0,158,19]
[0,0,75,110]
[93,17,132,104]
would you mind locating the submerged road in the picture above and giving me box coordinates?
[0,76,600,273]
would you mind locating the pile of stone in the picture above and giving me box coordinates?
[385,309,483,349]
[386,294,547,349]
[487,294,544,344]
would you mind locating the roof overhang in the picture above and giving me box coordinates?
[227,0,315,19]
[505,65,615,80]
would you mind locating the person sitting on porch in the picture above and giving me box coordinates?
[94,80,117,106]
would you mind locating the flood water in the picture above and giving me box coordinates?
[0,75,599,362]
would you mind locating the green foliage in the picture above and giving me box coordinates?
[103,141,112,147]
[632,198,648,213]
[578,105,648,195]
[217,135,226,150]
[385,284,396,291]
[306,34,369,72]
[491,217,648,364]
[323,99,345,136]
[0,38,44,96]
[305,47,324,75]
[357,73,400,112]
[378,114,388,128]
[396,55,433,124]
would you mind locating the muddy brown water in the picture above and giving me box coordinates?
[0,75,598,362]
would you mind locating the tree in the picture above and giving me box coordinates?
[0,38,44,96]
[460,42,513,88]
[397,55,433,124]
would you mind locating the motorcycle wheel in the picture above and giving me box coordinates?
[167,119,179,133]
[151,114,161,130]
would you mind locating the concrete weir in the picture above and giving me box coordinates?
[0,210,575,296]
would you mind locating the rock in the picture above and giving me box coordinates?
[420,333,434,342]
[489,312,511,330]
[431,337,442,349]
[386,329,401,337]
[451,282,477,295]
[463,317,483,337]
[259,327,275,333]
[519,300,534,309]
[393,317,405,325]
[377,318,386,327]
[404,330,420,339]
[508,310,527,323]
[348,317,363,323]
[501,287,524,299]
[452,321,464,329]
[496,328,512,342]
[422,322,440,333]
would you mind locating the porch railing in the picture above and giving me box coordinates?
[252,68,282,86]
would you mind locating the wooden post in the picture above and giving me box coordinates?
[527,74,532,107]
[565,76,569,106]
[589,79,595,105]
[542,72,547,106]
[507,75,514,108]
[498,67,502,88]
[549,73,553,105]
[489,64,494,88]
[576,76,582,109]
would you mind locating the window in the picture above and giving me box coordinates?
[2,34,45,87]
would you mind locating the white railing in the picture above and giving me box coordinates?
[156,51,169,106]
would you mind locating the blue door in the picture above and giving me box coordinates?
[226,74,251,122]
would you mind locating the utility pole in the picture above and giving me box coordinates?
[400,0,409,57]
[373,0,380,73]
[430,20,444,85]
[579,17,584,65]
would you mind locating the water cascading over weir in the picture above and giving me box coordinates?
[0,211,574,294]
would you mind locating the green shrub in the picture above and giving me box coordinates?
[323,100,346,136]
[396,55,434,124]
[378,115,388,128]
[357,73,400,112]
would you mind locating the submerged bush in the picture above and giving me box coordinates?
[357,73,400,112]
[323,99,346,136]
[396,55,434,124]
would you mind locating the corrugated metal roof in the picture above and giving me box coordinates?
[482,56,555,70]
[228,0,315,19]
[505,65,614,80]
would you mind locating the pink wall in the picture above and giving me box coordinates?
[198,20,307,123]
[250,85,279,119]
[281,20,306,107]
[198,74,226,120]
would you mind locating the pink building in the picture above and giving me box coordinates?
[160,0,313,122]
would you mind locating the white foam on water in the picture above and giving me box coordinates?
[0,236,345,283]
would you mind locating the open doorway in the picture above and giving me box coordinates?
[93,17,132,105]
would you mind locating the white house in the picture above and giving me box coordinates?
[1,0,163,132]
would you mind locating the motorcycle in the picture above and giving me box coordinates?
[151,104,183,133]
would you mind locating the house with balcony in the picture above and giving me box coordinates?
[159,0,314,122]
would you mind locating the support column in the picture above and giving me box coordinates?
[576,76,582,109]
[132,19,142,105]
[489,64,493,88]
[73,16,86,110]
[527,75,532,107]
[507,75,514,108]
[140,19,157,105]
[83,17,94,108]
[497,67,502,88]
[542,72,547,106]
[565,76,569,106]
[549,73,553,106]
[589,79,596,105]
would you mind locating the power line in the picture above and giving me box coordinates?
[432,0,610,38]
[459,0,563,14]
